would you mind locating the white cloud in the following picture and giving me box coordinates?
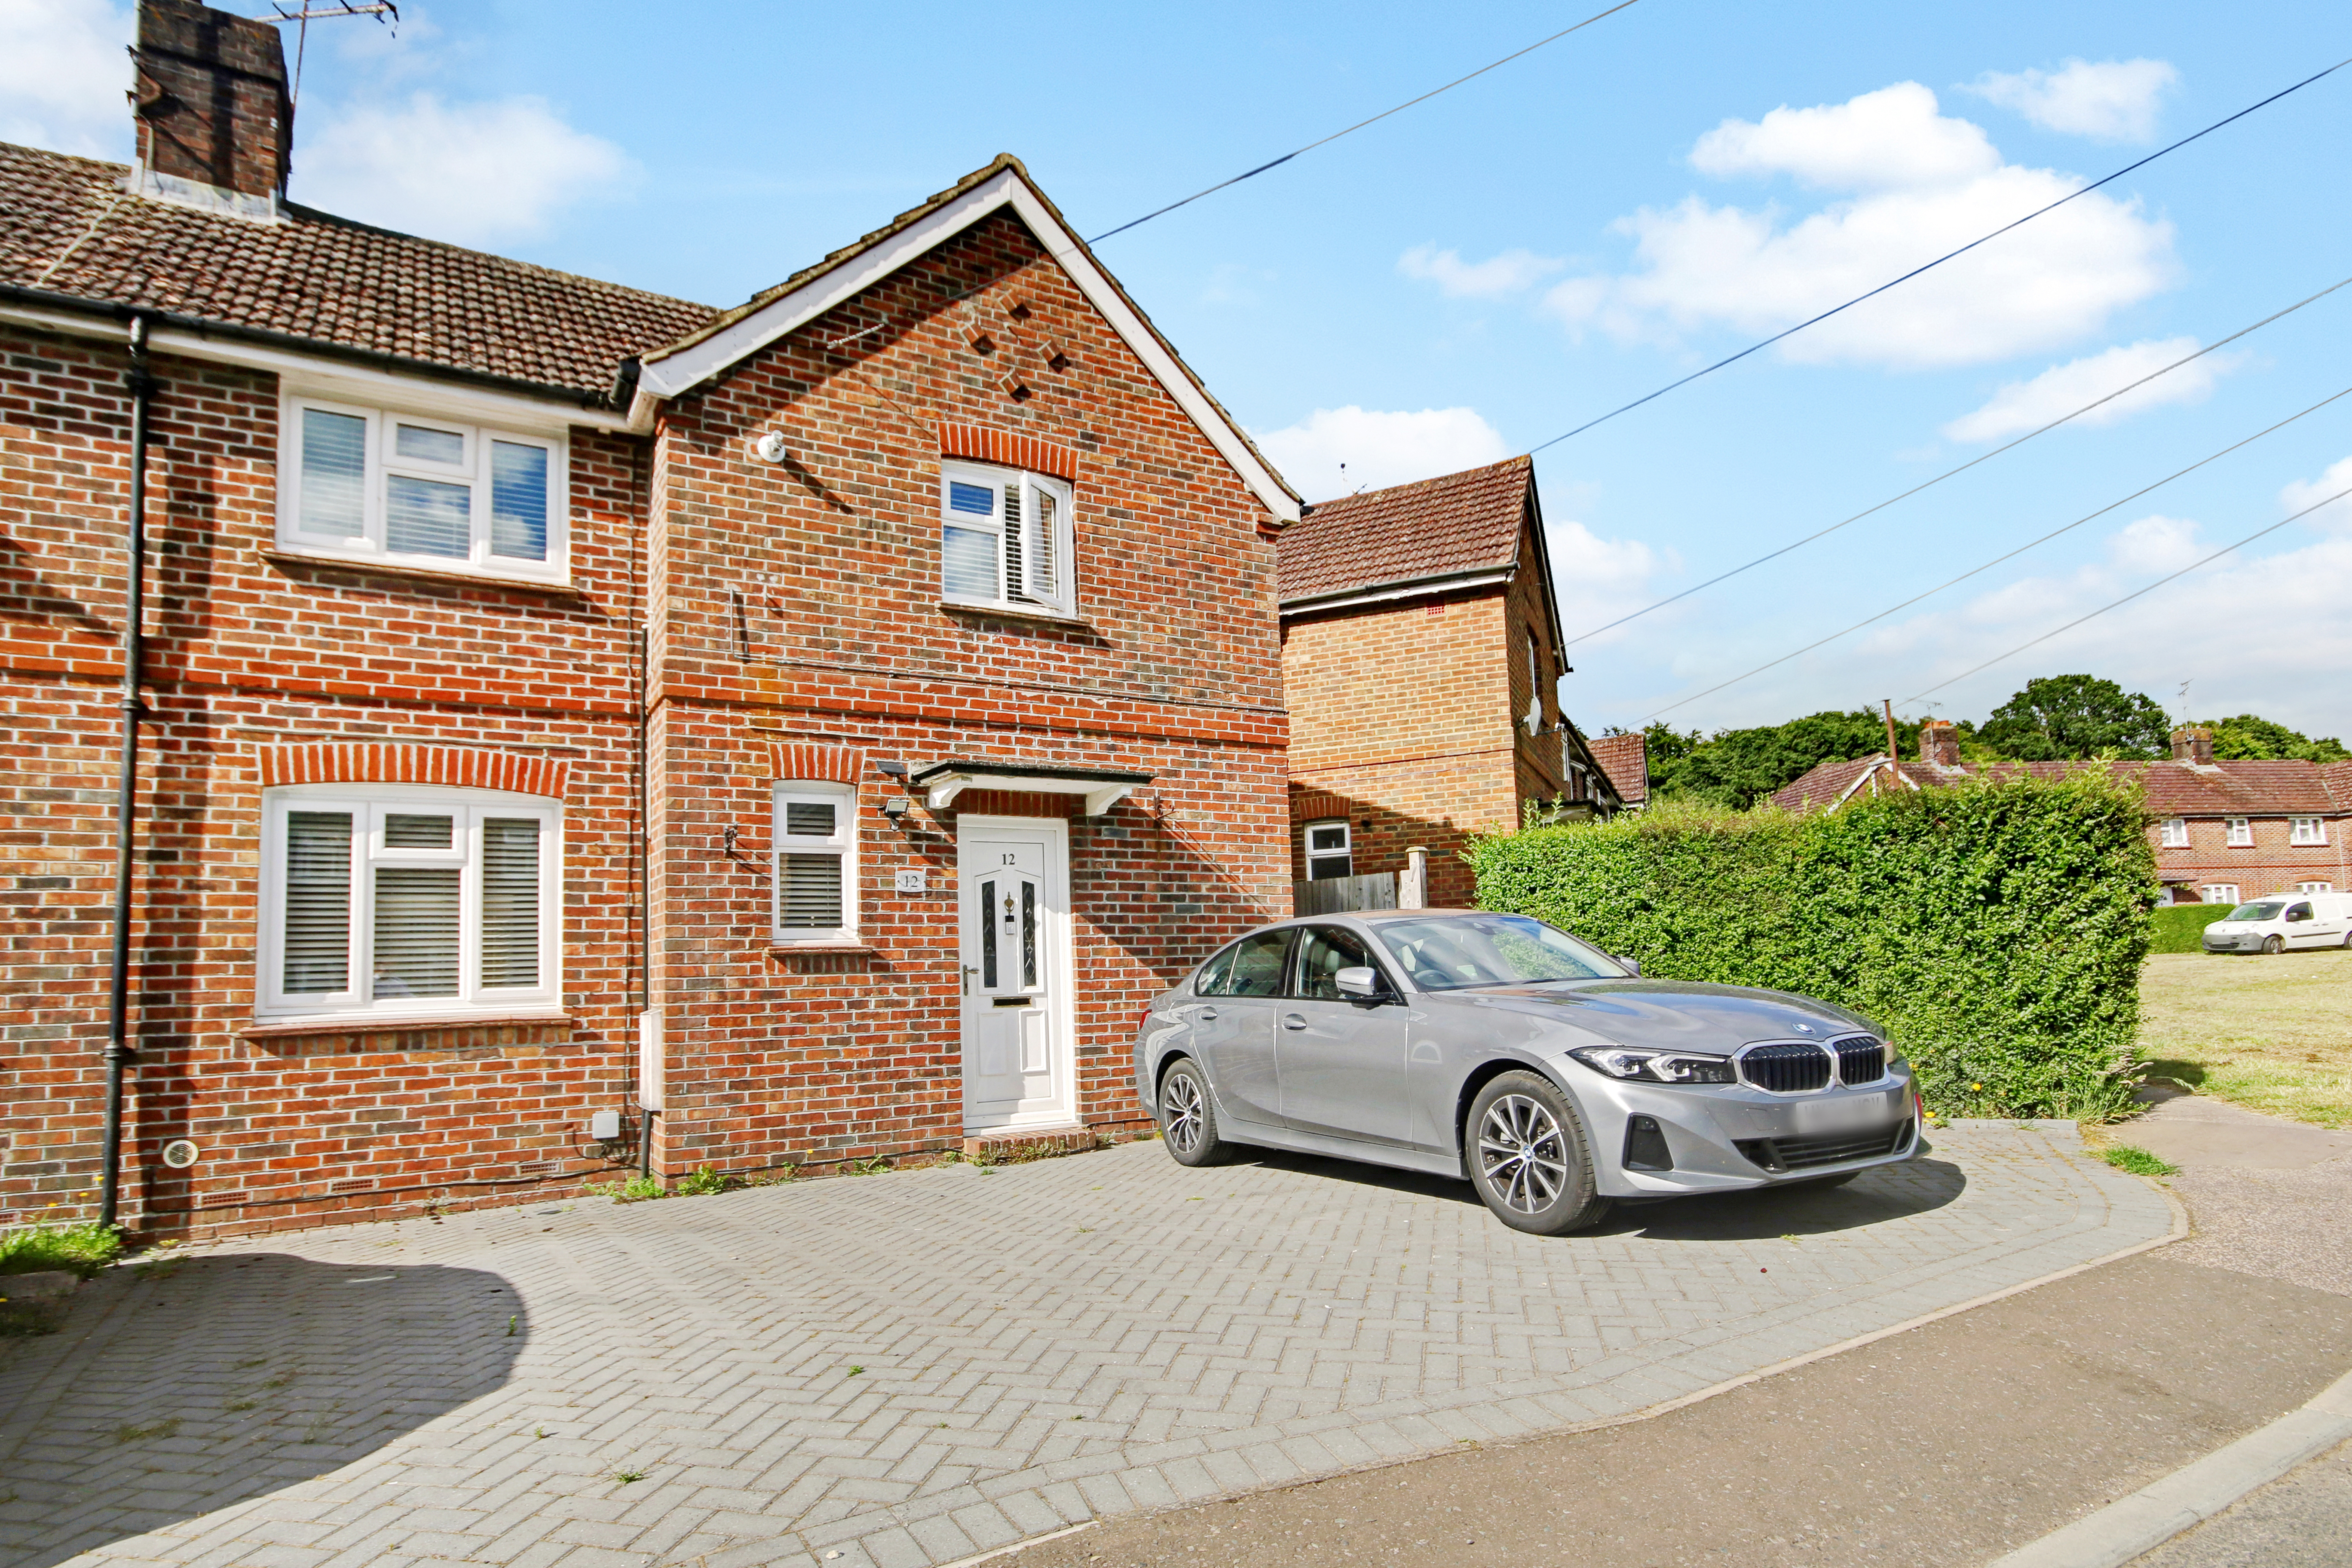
[1549,518,1670,646]
[1968,58,2179,143]
[1544,82,2175,370]
[2105,513,2204,573]
[1398,244,1565,300]
[1253,406,1509,501]
[294,92,635,246]
[2280,456,2352,533]
[1690,82,1998,190]
[1940,337,2235,442]
[0,0,133,158]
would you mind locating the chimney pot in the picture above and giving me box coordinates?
[130,0,291,215]
[1919,719,1960,768]
[2171,726,2214,766]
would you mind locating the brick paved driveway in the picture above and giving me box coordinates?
[0,1121,2172,1568]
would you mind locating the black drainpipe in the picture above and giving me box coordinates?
[100,315,158,1230]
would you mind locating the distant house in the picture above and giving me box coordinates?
[1276,457,1631,910]
[1587,730,1649,812]
[1773,723,2352,904]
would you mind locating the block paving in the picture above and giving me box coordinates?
[0,1121,2173,1568]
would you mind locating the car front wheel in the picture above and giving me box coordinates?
[1466,1071,1614,1235]
[2263,935,2285,955]
[1158,1058,1238,1167]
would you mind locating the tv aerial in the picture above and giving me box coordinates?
[264,2,399,108]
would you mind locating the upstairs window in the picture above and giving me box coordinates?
[1304,820,1352,881]
[2297,881,2336,893]
[774,784,857,944]
[2291,817,2328,846]
[2226,817,2254,847]
[940,461,1074,616]
[260,785,560,1019]
[2160,818,2189,848]
[280,396,567,583]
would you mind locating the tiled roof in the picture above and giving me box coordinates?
[1277,456,1531,604]
[0,142,717,401]
[1586,732,1648,805]
[1771,756,2352,815]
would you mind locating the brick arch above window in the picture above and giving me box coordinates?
[770,743,865,784]
[938,423,1078,481]
[259,743,570,799]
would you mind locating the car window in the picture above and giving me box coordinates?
[1293,925,1388,1000]
[2287,902,2312,921]
[1199,929,1291,997]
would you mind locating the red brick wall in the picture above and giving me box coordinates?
[0,321,645,1239]
[638,208,1290,1176]
[2155,815,2352,899]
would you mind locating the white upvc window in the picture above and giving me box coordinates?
[940,461,1075,616]
[2201,883,2240,906]
[2291,817,2328,846]
[773,784,858,943]
[279,395,567,583]
[2297,881,2336,893]
[2225,817,2254,847]
[2159,818,2189,848]
[259,784,561,1019]
[1304,820,1352,882]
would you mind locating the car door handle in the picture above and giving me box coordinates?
[1282,1013,1307,1029]
[1197,1008,1218,1021]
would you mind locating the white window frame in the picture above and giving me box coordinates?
[2159,817,2189,848]
[772,783,858,945]
[939,460,1076,616]
[278,393,569,585]
[2202,883,2241,906]
[1304,819,1352,881]
[258,783,563,1020]
[2297,881,2335,894]
[2225,817,2254,848]
[2290,817,2328,846]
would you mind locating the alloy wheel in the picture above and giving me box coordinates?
[1478,1093,1569,1214]
[1163,1070,1205,1155]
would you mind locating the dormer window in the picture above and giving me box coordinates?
[279,395,567,583]
[940,461,1074,616]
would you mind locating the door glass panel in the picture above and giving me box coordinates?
[373,867,460,997]
[980,877,998,989]
[386,474,472,558]
[282,811,352,993]
[1020,880,1037,989]
[1296,925,1380,999]
[1218,930,1291,996]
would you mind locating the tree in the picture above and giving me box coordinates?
[2199,714,2352,763]
[1978,675,2169,760]
[1647,709,1920,810]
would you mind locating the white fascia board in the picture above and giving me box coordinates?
[635,169,1300,522]
[0,302,638,434]
[1279,568,1513,617]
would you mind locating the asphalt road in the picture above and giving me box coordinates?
[1017,1102,2352,1568]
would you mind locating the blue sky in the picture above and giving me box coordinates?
[9,1,2350,740]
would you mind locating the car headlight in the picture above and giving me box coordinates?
[1569,1046,1735,1084]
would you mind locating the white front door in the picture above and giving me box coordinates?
[959,818,1074,1131]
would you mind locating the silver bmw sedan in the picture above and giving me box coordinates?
[1133,908,1921,1235]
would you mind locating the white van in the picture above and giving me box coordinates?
[2201,893,2352,954]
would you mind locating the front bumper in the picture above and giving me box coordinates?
[2201,933,2264,952]
[1566,1062,1920,1197]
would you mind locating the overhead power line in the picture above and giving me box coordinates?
[1560,273,2352,647]
[1528,52,2352,455]
[1086,0,1645,245]
[1900,480,2352,705]
[1644,381,2352,718]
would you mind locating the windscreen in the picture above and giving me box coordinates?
[2227,901,2285,922]
[1375,915,1627,991]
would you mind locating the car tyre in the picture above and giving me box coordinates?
[1158,1058,1238,1167]
[2263,935,2285,955]
[1466,1070,1614,1236]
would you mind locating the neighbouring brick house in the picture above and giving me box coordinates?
[1277,457,1628,910]
[2,0,1298,1238]
[1773,721,2352,903]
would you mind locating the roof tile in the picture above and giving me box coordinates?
[1277,456,1530,603]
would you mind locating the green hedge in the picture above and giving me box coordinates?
[2148,904,2232,954]
[1470,771,2156,1120]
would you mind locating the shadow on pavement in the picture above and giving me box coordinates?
[1236,1147,1966,1242]
[0,1251,521,1568]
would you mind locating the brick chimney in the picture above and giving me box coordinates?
[2171,726,2214,766]
[1918,719,1959,768]
[129,0,291,219]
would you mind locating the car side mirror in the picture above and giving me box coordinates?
[1335,966,1382,999]
[1620,956,1642,977]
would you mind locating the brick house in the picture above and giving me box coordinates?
[1771,722,2352,903]
[1277,457,1628,910]
[1,0,1298,1238]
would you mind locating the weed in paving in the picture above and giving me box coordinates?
[2102,1144,2180,1177]
[109,1419,178,1444]
[0,1218,122,1279]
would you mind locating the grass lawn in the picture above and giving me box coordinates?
[2138,947,2352,1128]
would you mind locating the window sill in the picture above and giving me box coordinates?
[769,941,876,955]
[939,599,1091,629]
[263,549,582,597]
[242,1011,574,1040]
